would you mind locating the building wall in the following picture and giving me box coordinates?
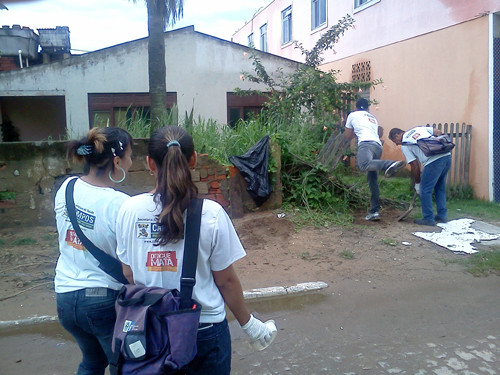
[0,27,300,138]
[232,0,500,63]
[0,139,282,228]
[321,17,490,199]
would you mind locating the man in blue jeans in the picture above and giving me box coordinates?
[389,126,452,226]
[344,99,406,221]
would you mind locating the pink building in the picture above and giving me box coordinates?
[232,0,500,202]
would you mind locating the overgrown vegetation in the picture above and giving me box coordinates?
[117,14,500,229]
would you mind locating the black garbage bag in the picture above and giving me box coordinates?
[229,135,272,206]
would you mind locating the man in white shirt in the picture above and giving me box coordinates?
[344,98,406,221]
[389,126,452,226]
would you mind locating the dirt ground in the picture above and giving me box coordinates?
[1,206,492,322]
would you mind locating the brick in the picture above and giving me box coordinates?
[194,181,208,195]
[215,193,230,207]
[209,181,220,189]
[191,169,201,182]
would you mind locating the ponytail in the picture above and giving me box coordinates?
[67,127,132,175]
[149,126,198,245]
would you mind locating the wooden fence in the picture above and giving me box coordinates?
[429,122,472,192]
[318,123,472,194]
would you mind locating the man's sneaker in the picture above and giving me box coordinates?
[434,216,448,223]
[385,161,406,177]
[414,218,436,226]
[365,212,380,221]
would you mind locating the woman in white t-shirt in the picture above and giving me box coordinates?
[54,127,133,375]
[116,126,276,375]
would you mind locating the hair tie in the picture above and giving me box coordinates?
[167,140,181,148]
[76,145,93,156]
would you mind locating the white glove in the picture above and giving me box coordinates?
[241,314,277,351]
[414,183,421,195]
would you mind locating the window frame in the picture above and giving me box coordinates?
[281,5,292,46]
[226,92,269,127]
[248,33,254,48]
[311,0,327,31]
[260,23,267,52]
[88,92,177,128]
[353,0,380,13]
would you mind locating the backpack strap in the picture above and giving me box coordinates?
[179,198,203,309]
[65,177,129,285]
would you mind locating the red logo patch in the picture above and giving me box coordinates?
[65,229,85,250]
[146,251,178,272]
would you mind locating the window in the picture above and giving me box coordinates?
[227,92,269,127]
[352,61,371,102]
[281,6,292,45]
[260,24,267,52]
[248,33,254,48]
[354,0,380,11]
[88,93,177,127]
[311,0,326,31]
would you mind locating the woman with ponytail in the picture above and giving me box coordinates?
[54,127,133,375]
[116,125,276,374]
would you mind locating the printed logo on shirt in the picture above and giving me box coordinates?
[65,229,86,250]
[146,251,177,272]
[136,222,163,239]
[75,209,95,230]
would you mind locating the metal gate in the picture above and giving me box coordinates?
[494,38,500,202]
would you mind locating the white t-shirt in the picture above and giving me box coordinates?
[54,177,129,293]
[116,194,246,324]
[345,110,381,145]
[401,127,450,166]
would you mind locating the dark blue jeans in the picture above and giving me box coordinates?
[357,141,394,213]
[183,319,232,375]
[420,155,452,222]
[57,288,119,375]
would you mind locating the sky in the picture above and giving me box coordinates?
[0,0,270,53]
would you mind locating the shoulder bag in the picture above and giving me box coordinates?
[109,198,204,375]
[65,177,129,285]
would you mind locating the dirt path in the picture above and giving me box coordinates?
[0,207,488,322]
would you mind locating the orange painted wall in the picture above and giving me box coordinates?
[321,16,490,199]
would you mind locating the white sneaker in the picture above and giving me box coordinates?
[385,161,406,177]
[365,212,380,221]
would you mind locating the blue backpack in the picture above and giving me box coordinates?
[109,199,203,375]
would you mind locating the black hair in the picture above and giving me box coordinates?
[67,127,133,175]
[356,98,370,111]
[389,128,405,141]
[148,125,198,245]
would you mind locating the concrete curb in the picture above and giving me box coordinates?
[243,281,329,299]
[0,315,58,329]
[0,281,329,329]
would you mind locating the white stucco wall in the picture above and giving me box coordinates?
[0,26,300,138]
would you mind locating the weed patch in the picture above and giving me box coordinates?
[382,238,398,246]
[445,248,500,276]
[12,238,37,246]
[339,250,354,259]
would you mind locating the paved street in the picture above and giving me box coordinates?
[230,276,500,374]
[0,275,499,374]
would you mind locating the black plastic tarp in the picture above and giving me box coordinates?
[229,135,272,206]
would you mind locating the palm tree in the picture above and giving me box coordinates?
[145,0,183,128]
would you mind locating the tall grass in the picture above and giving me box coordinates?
[116,106,179,138]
